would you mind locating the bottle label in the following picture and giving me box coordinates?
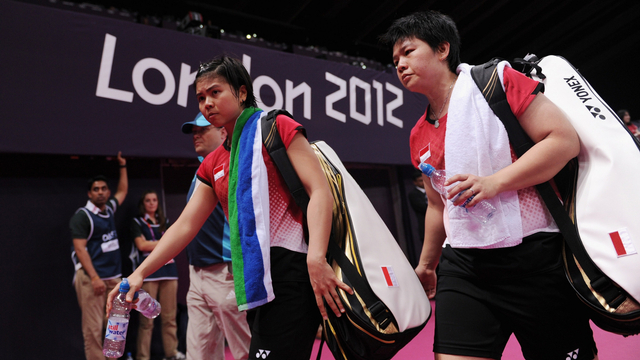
[105,318,129,341]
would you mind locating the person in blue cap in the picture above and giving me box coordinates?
[179,113,250,360]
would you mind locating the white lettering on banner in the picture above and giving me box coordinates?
[94,38,406,124]
[95,33,194,107]
[96,33,134,102]
[132,58,176,105]
[325,72,347,122]
[243,54,251,75]
[254,75,284,112]
[286,80,312,120]
[178,63,197,107]
[373,80,384,126]
[385,82,404,128]
[325,72,404,128]
[350,76,371,125]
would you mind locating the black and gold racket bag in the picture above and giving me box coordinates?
[262,110,432,359]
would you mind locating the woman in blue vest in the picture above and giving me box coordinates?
[130,190,184,360]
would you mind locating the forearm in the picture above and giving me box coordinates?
[74,245,99,278]
[305,187,334,262]
[418,178,447,268]
[418,204,447,271]
[114,166,128,204]
[134,235,158,252]
[117,166,128,193]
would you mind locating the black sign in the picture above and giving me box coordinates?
[0,0,426,164]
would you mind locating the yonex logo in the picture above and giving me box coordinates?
[566,348,579,360]
[256,349,271,359]
[586,105,606,120]
[564,75,606,121]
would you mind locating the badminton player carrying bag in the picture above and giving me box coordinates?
[261,110,432,360]
[471,56,640,336]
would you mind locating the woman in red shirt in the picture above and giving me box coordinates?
[108,56,351,360]
[382,10,598,360]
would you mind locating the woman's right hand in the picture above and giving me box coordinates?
[415,263,437,299]
[105,273,144,314]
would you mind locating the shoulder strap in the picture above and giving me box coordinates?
[261,109,393,329]
[470,60,626,307]
[261,109,310,215]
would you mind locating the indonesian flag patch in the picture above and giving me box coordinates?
[214,165,225,181]
[419,144,431,164]
[381,266,399,287]
[609,228,637,257]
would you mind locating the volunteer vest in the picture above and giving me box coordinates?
[72,203,122,279]
[132,217,178,280]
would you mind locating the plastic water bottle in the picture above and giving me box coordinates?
[125,352,134,360]
[419,163,496,224]
[103,278,132,358]
[135,289,162,319]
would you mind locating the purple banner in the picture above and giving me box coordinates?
[0,0,426,164]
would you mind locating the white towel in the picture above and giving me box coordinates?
[443,62,523,249]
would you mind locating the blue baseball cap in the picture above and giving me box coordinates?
[181,113,211,134]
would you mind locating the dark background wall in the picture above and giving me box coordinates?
[0,152,421,359]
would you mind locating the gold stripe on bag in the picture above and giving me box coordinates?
[324,319,349,360]
[344,312,396,344]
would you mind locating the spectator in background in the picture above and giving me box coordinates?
[618,109,640,139]
[130,190,184,360]
[408,169,428,241]
[70,152,127,360]
[180,113,251,360]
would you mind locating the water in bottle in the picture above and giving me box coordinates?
[419,163,496,224]
[135,289,162,319]
[103,278,132,358]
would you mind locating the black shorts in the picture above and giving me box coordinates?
[246,247,321,360]
[434,233,597,360]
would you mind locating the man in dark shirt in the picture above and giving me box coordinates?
[69,152,128,360]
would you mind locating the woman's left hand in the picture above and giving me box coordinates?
[307,256,353,320]
[444,173,500,208]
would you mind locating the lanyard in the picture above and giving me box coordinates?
[142,217,157,241]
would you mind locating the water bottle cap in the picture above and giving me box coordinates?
[119,278,130,292]
[419,163,435,176]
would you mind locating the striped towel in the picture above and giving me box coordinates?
[228,107,275,311]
